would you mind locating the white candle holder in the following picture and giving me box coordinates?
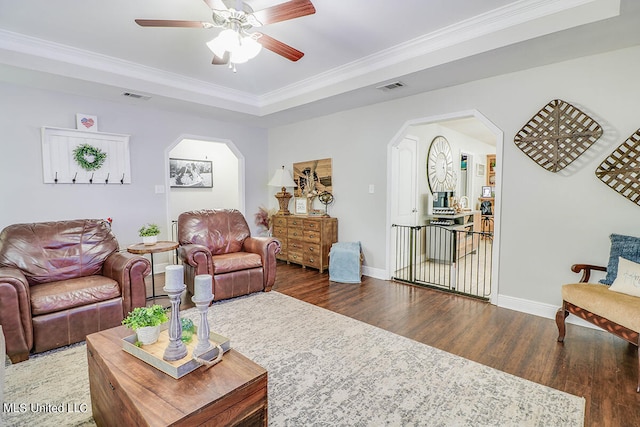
[162,285,188,361]
[191,294,214,358]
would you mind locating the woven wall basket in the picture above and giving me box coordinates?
[595,128,640,206]
[514,99,602,172]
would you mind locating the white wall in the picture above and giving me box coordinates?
[168,138,240,222]
[4,43,640,318]
[268,44,640,310]
[0,82,269,247]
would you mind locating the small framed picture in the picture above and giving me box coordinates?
[482,186,492,198]
[169,158,213,188]
[295,197,308,215]
[76,113,98,132]
[476,163,486,177]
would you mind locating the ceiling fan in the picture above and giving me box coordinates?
[135,0,315,70]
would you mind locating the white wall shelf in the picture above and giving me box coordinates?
[41,127,131,184]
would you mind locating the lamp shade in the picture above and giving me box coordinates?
[268,166,296,188]
[207,30,263,67]
[206,37,226,58]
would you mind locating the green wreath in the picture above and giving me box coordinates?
[73,143,107,171]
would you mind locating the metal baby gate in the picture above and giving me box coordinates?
[391,224,493,300]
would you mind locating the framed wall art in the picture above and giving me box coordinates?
[294,197,309,215]
[293,158,333,197]
[76,113,98,132]
[169,158,213,188]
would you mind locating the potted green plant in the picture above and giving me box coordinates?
[122,305,168,345]
[180,317,196,344]
[139,223,160,245]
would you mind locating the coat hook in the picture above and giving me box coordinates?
[72,172,77,184]
[105,173,110,184]
[120,173,125,184]
[89,173,94,184]
[54,172,58,184]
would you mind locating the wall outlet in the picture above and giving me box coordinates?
[369,184,375,194]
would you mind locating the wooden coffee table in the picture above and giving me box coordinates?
[86,326,267,426]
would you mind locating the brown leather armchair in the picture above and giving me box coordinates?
[0,219,151,363]
[178,209,280,301]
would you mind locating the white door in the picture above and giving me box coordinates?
[392,136,418,226]
[390,135,419,276]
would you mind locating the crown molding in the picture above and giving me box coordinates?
[0,0,620,117]
[0,28,262,113]
[260,0,620,112]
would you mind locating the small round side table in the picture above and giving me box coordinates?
[127,241,179,300]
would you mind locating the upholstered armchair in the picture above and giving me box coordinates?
[177,209,280,301]
[0,219,150,363]
[557,234,640,392]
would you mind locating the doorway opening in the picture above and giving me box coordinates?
[165,136,245,241]
[387,110,502,303]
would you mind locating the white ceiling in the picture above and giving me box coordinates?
[0,0,638,127]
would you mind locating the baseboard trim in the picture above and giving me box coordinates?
[497,294,599,331]
[349,271,598,331]
[362,266,387,280]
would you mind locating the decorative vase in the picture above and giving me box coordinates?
[142,235,157,246]
[136,325,161,345]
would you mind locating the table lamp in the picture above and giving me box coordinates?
[268,165,297,215]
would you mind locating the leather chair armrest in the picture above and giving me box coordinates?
[243,237,282,291]
[178,244,212,295]
[0,267,33,362]
[571,264,607,283]
[103,252,151,315]
[178,244,212,269]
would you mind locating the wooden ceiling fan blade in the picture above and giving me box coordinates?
[253,0,316,25]
[135,19,212,28]
[212,52,230,65]
[202,0,228,11]
[256,33,304,62]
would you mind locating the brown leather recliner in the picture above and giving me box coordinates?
[0,219,151,363]
[178,209,280,301]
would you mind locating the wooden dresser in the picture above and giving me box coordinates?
[273,215,338,273]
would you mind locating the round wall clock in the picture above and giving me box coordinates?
[427,135,456,193]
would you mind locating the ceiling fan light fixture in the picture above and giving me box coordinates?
[216,28,241,51]
[137,0,315,69]
[207,29,262,66]
[240,35,262,58]
[206,37,226,58]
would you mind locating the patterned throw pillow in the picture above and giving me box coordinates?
[600,234,640,285]
[609,257,640,297]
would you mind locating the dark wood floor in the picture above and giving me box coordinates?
[151,262,640,426]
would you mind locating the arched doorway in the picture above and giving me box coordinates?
[387,110,502,304]
[164,135,245,238]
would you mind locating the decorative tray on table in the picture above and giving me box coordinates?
[122,326,230,379]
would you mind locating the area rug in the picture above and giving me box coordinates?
[3,291,585,426]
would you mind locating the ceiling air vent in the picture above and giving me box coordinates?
[376,81,406,91]
[122,92,151,101]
